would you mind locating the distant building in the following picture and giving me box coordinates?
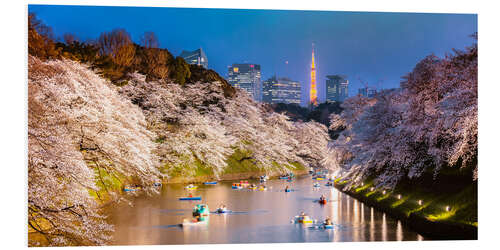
[326,75,349,102]
[358,87,377,98]
[262,75,301,105]
[180,48,208,69]
[228,63,262,101]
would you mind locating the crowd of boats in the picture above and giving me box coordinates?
[175,168,338,229]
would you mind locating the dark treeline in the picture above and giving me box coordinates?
[28,13,235,97]
[266,102,343,138]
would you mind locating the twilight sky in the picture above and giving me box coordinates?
[29,5,477,106]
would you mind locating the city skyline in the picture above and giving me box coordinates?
[29,5,477,106]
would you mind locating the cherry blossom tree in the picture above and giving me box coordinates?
[28,56,160,246]
[326,40,477,189]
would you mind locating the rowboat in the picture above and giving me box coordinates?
[179,196,202,201]
[294,215,313,224]
[181,218,208,227]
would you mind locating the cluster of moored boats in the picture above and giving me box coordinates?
[176,170,336,229]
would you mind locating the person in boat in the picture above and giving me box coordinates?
[217,204,227,213]
[320,194,326,202]
[324,216,333,225]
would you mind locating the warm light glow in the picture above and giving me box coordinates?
[233,67,239,73]
[382,190,386,195]
[446,206,450,211]
[310,44,318,106]
[418,200,423,205]
[370,187,374,191]
[397,194,401,199]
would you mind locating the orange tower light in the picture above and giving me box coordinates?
[310,43,318,106]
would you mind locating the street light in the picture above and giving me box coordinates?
[397,194,401,200]
[382,190,386,195]
[418,200,423,206]
[370,187,375,192]
[446,206,450,212]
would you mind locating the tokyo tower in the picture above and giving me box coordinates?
[310,43,318,106]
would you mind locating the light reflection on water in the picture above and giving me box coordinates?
[108,175,424,245]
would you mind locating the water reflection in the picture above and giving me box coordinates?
[397,220,403,241]
[108,175,425,245]
[370,207,375,241]
[382,213,387,241]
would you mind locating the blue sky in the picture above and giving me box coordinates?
[29,5,477,106]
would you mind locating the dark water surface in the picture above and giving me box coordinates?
[109,175,424,245]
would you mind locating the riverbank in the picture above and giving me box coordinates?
[165,169,308,184]
[334,178,477,240]
[164,148,309,184]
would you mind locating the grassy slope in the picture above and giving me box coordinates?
[166,148,306,183]
[334,177,477,239]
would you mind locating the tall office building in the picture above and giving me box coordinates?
[180,48,208,69]
[326,75,349,102]
[262,76,301,105]
[228,63,262,101]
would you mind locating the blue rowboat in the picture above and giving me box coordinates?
[215,208,229,214]
[323,224,334,229]
[203,181,218,185]
[123,188,138,192]
[279,176,289,179]
[179,197,202,201]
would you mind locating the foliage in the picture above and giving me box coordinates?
[119,73,331,177]
[188,64,236,97]
[28,56,161,246]
[28,13,61,60]
[326,40,477,189]
[169,56,191,85]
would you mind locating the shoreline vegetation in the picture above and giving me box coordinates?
[334,177,477,240]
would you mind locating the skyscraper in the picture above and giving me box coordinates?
[326,75,349,102]
[262,76,301,105]
[180,48,208,69]
[227,64,262,101]
[310,44,318,106]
